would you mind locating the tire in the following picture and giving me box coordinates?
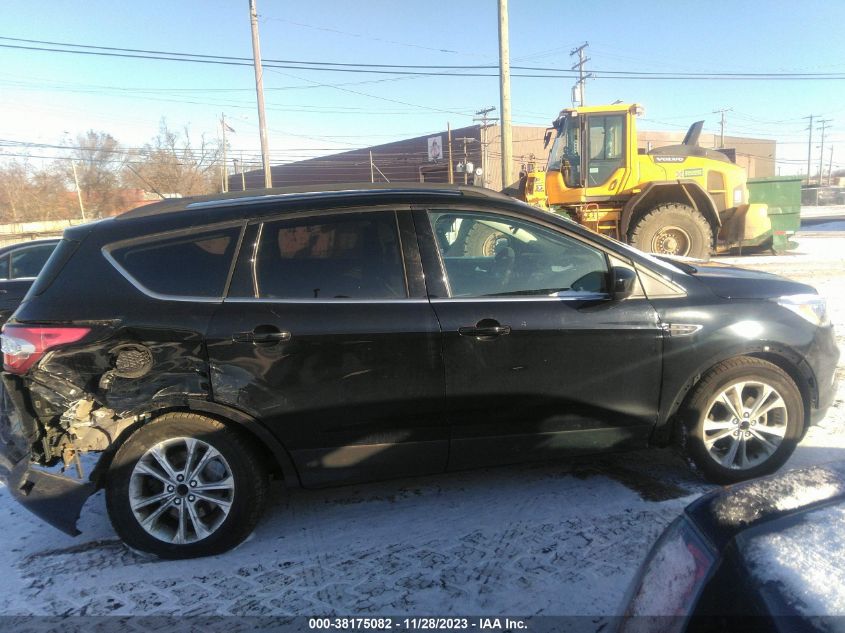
[681,357,804,484]
[463,223,505,257]
[629,203,713,259]
[105,412,268,559]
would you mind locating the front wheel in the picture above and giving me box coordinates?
[106,412,268,559]
[629,203,712,259]
[682,357,804,484]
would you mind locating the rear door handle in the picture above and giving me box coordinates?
[233,327,291,344]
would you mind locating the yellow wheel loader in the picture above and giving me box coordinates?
[527,103,771,258]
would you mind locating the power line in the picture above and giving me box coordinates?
[4,36,845,80]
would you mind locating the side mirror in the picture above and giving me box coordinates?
[611,267,637,301]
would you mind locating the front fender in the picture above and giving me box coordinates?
[652,340,817,445]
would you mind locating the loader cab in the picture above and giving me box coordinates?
[545,104,640,207]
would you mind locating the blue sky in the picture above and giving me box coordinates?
[1,0,844,175]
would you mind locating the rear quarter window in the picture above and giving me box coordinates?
[106,224,243,299]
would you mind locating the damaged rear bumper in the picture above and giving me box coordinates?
[0,372,97,536]
[0,450,95,536]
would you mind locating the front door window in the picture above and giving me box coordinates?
[429,211,609,298]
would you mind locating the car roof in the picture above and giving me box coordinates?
[69,182,654,273]
[0,237,61,256]
[117,182,517,220]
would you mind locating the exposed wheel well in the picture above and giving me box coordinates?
[89,405,298,489]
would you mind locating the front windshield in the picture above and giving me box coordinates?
[546,115,582,188]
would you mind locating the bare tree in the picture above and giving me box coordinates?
[68,130,126,217]
[123,120,222,197]
[0,160,73,223]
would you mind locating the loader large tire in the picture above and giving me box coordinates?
[629,203,712,259]
[463,223,505,257]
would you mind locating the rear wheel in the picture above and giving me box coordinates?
[106,412,268,559]
[682,357,804,484]
[629,203,712,259]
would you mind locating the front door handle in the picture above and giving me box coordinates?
[458,319,511,339]
[233,326,291,344]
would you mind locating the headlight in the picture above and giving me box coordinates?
[733,185,746,205]
[776,294,829,326]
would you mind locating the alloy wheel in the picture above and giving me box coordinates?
[702,380,789,470]
[129,437,235,544]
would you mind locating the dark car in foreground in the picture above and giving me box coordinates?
[0,184,838,558]
[617,461,845,633]
[0,238,59,327]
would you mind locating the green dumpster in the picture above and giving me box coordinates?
[747,176,802,253]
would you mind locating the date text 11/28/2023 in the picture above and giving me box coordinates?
[307,617,528,630]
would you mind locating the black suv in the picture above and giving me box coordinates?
[0,185,839,558]
[0,238,59,326]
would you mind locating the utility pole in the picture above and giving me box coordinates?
[569,42,592,107]
[497,0,513,190]
[369,151,375,183]
[70,161,86,221]
[447,122,454,185]
[818,118,832,185]
[474,107,497,189]
[249,0,273,188]
[803,114,815,185]
[713,108,732,149]
[829,146,835,186]
[220,113,228,193]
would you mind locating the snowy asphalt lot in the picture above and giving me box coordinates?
[1,225,843,623]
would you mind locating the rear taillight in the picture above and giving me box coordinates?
[618,517,715,632]
[1,325,90,374]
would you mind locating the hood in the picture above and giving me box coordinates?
[681,261,816,299]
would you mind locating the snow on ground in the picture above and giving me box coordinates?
[0,232,843,623]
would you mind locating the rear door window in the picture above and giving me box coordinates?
[253,211,407,300]
[108,225,243,299]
